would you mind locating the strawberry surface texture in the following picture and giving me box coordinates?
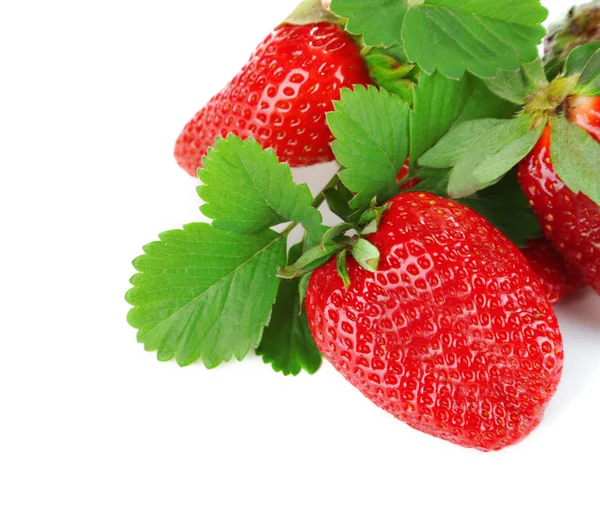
[305,193,564,451]
[175,22,371,176]
[518,97,600,294]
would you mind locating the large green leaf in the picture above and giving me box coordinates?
[126,224,286,368]
[199,135,322,236]
[328,85,410,209]
[403,0,547,79]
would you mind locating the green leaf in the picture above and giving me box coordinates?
[419,118,510,169]
[484,59,549,105]
[551,116,600,207]
[403,0,547,79]
[410,169,541,247]
[564,42,600,77]
[568,43,600,96]
[420,117,543,198]
[126,224,286,368]
[410,73,518,169]
[329,0,409,46]
[256,244,322,376]
[328,85,410,209]
[199,135,322,236]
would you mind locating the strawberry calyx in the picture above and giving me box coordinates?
[278,198,390,286]
[284,0,340,26]
[522,74,580,126]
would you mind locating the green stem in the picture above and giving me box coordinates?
[280,173,341,239]
[312,173,340,209]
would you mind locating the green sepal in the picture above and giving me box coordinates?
[284,0,340,25]
[359,203,391,235]
[279,243,344,279]
[551,116,600,207]
[351,238,380,272]
[321,223,355,249]
[565,43,600,96]
[364,51,415,104]
[336,250,351,288]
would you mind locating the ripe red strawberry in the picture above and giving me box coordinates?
[517,97,600,294]
[520,238,585,305]
[305,192,563,451]
[175,22,371,177]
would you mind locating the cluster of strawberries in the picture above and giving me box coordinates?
[166,1,599,451]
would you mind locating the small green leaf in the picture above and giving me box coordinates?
[329,0,409,46]
[199,136,322,236]
[126,224,286,368]
[411,73,518,168]
[551,116,600,207]
[328,85,410,209]
[256,244,322,376]
[403,0,547,79]
[351,238,380,272]
[484,59,549,105]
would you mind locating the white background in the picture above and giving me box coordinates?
[1,1,599,510]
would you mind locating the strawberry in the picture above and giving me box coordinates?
[305,192,563,451]
[520,238,585,305]
[174,22,371,177]
[517,97,600,294]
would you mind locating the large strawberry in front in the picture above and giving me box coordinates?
[175,21,371,176]
[305,192,563,451]
[517,96,600,294]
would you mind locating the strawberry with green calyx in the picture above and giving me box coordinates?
[419,47,600,294]
[174,0,373,177]
[544,1,600,79]
[303,191,563,451]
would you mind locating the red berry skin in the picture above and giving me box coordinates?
[175,23,372,176]
[520,238,585,305]
[517,99,600,294]
[305,192,563,452]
